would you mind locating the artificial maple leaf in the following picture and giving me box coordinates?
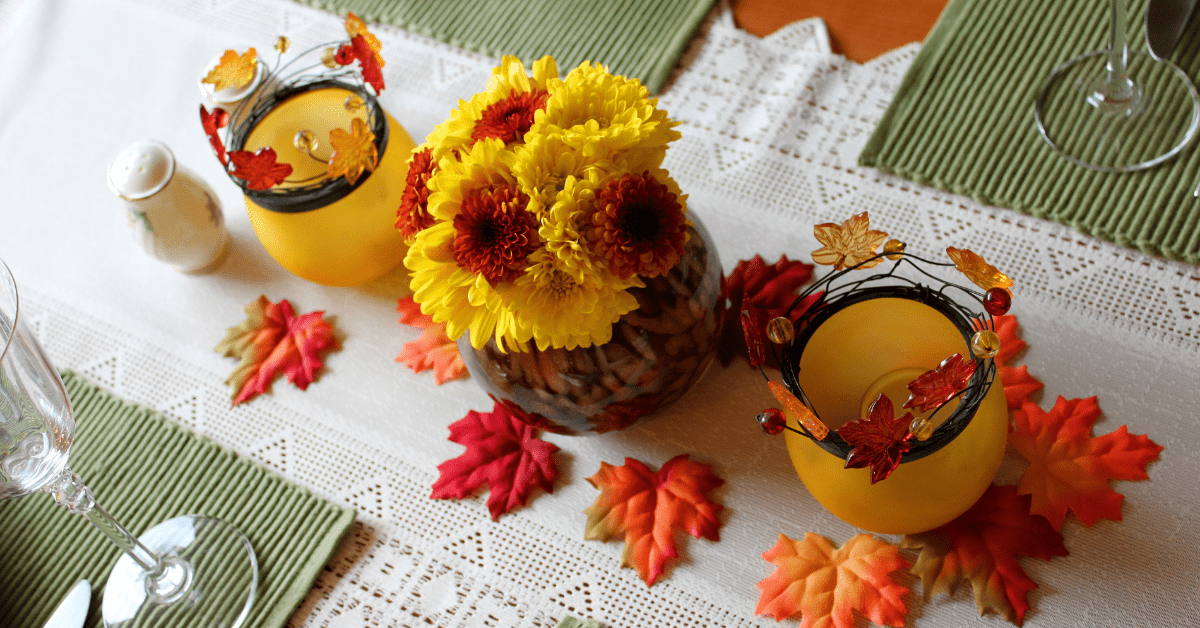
[903,353,977,413]
[1009,396,1163,530]
[755,532,909,628]
[838,394,913,484]
[430,397,559,520]
[327,117,378,185]
[991,315,1043,409]
[199,105,229,165]
[811,212,888,271]
[946,247,1013,292]
[901,484,1068,626]
[719,254,817,367]
[202,48,257,91]
[228,147,293,190]
[396,296,466,384]
[215,295,338,405]
[342,13,385,93]
[584,454,724,586]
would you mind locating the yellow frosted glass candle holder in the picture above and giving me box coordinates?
[777,285,1007,535]
[234,80,414,286]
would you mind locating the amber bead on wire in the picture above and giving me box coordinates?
[909,416,934,441]
[883,239,906,260]
[344,94,365,113]
[983,287,1012,316]
[971,329,1001,359]
[275,36,291,54]
[757,408,787,436]
[766,317,795,344]
[293,130,317,153]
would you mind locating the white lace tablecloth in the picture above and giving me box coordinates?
[1,0,1198,626]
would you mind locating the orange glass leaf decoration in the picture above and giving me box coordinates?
[584,454,724,586]
[755,532,909,627]
[343,12,385,93]
[768,380,828,440]
[228,147,293,190]
[215,296,338,405]
[903,353,977,413]
[430,397,559,520]
[1010,396,1163,530]
[202,48,257,91]
[327,117,378,185]
[946,247,1013,292]
[396,296,466,384]
[811,212,888,271]
[901,484,1068,626]
[838,394,913,484]
[992,314,1043,409]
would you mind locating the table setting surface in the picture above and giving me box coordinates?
[0,0,1198,626]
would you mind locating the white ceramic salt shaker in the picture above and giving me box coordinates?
[107,140,229,273]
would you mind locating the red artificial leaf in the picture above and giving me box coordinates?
[215,296,338,405]
[228,147,293,190]
[199,105,229,165]
[719,254,816,367]
[396,296,467,384]
[584,454,724,586]
[992,315,1043,409]
[838,394,913,484]
[903,353,977,413]
[755,532,909,628]
[1009,396,1163,530]
[901,485,1067,626]
[431,397,560,520]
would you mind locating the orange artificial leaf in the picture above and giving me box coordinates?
[1009,396,1163,530]
[430,396,559,520]
[946,247,1013,292]
[216,296,339,405]
[202,48,257,91]
[396,296,466,384]
[584,454,724,586]
[811,212,888,271]
[327,117,378,185]
[904,353,977,413]
[991,315,1026,365]
[1000,365,1042,410]
[839,394,914,484]
[901,484,1067,626]
[229,147,293,190]
[755,532,909,628]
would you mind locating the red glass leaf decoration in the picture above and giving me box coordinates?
[838,394,913,484]
[228,147,293,190]
[903,353,977,413]
[740,308,766,367]
[199,105,229,165]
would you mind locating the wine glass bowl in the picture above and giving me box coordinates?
[0,259,258,628]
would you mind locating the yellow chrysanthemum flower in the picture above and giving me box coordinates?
[508,249,641,351]
[535,61,680,170]
[512,133,613,210]
[425,55,559,154]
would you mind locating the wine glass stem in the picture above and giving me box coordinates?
[43,467,191,600]
[1092,0,1140,110]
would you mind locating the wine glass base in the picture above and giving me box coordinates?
[1035,49,1200,172]
[102,514,258,628]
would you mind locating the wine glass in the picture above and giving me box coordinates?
[0,259,257,627]
[1034,0,1200,171]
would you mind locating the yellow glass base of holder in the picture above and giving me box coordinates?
[783,297,1008,535]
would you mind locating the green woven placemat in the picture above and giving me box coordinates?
[860,0,1200,265]
[0,371,355,628]
[294,0,714,93]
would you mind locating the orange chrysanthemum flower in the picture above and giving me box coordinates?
[452,186,540,285]
[472,88,550,146]
[397,147,437,239]
[584,172,687,279]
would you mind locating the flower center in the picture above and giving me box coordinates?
[472,89,549,145]
[452,186,540,285]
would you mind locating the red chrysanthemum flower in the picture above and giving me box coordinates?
[471,89,549,145]
[397,148,437,238]
[585,172,687,279]
[452,186,540,285]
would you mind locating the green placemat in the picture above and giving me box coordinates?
[295,0,715,93]
[860,0,1200,265]
[0,371,356,628]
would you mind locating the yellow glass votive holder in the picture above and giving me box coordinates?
[782,286,1007,535]
[235,80,414,286]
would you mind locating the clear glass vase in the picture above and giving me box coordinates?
[458,216,724,435]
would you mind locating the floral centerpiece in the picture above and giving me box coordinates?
[398,57,723,434]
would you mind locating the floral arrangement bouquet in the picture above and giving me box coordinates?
[397,56,692,352]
